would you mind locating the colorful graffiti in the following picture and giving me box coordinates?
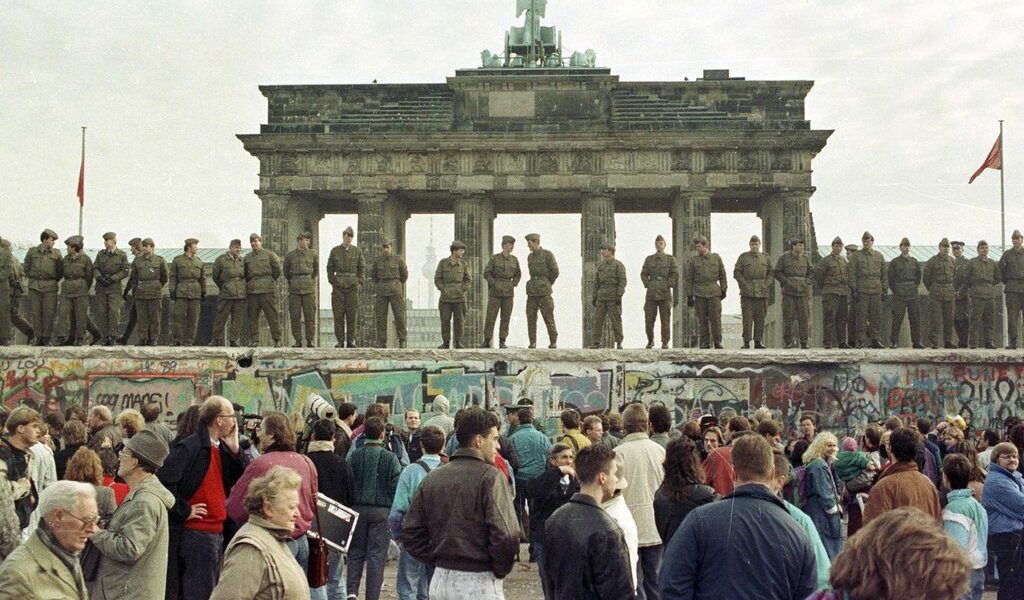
[1,351,1023,436]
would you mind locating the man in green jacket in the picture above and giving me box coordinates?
[775,239,812,349]
[211,240,246,347]
[888,237,923,348]
[850,231,887,348]
[0,239,33,344]
[24,229,62,346]
[326,226,365,348]
[283,232,318,348]
[844,244,859,348]
[92,232,129,346]
[117,238,144,345]
[686,235,727,349]
[58,236,93,346]
[0,241,17,345]
[370,240,409,348]
[923,238,957,349]
[734,234,773,349]
[434,240,471,349]
[999,229,1024,349]
[960,240,1001,349]
[591,241,627,349]
[951,240,971,348]
[128,238,169,346]
[642,234,678,349]
[244,233,283,347]
[815,237,849,349]
[482,235,521,349]
[169,238,206,346]
[525,233,559,349]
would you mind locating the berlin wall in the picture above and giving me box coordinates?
[2,348,1023,436]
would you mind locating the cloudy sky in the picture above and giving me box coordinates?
[3,1,1022,346]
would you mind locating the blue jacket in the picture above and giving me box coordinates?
[982,464,1024,534]
[659,483,817,600]
[803,458,842,550]
[509,424,551,480]
[388,454,442,539]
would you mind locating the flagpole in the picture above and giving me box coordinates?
[79,126,86,237]
[1000,120,1005,253]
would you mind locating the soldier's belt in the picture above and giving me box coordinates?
[64,276,83,280]
[377,277,400,281]
[652,277,664,281]
[337,272,357,277]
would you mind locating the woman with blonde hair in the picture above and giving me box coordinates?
[802,431,843,558]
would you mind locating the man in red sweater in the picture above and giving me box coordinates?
[158,396,247,600]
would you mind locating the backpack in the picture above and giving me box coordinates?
[792,465,810,508]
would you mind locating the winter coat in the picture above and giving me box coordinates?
[540,494,636,600]
[307,442,354,508]
[944,488,989,569]
[527,467,580,543]
[226,450,318,539]
[90,475,176,600]
[348,439,402,508]
[157,428,247,529]
[862,461,941,525]
[614,433,666,547]
[210,515,310,600]
[659,483,817,600]
[422,396,454,436]
[803,458,843,557]
[509,424,551,480]
[653,483,718,544]
[982,464,1024,535]
[783,499,832,590]
[0,530,85,599]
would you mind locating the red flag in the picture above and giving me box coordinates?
[76,153,85,206]
[968,134,1002,184]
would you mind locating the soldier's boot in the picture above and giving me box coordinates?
[24,327,35,346]
[334,342,345,348]
[498,339,507,349]
[870,340,885,349]
[754,342,766,349]
[615,341,623,350]
[661,341,669,349]
[889,341,899,349]
[306,341,315,348]
[148,339,158,346]
[0,338,10,346]
[1007,340,1018,350]
[742,340,751,349]
[273,340,282,348]
[346,338,356,348]
[646,336,654,349]
[292,339,304,348]
[437,342,450,349]
[528,343,536,349]
[548,335,557,349]
[398,339,407,348]
[713,343,724,349]
[800,342,809,349]
[229,340,239,347]
[480,338,492,349]
[117,334,130,345]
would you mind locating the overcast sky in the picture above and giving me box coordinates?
[2,1,1022,346]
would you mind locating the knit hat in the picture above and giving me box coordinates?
[841,436,858,452]
[125,429,170,469]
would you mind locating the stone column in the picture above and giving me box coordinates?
[782,190,811,249]
[454,193,494,346]
[256,191,291,346]
[581,190,616,349]
[354,191,387,347]
[671,188,712,347]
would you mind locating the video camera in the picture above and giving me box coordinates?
[298,393,338,452]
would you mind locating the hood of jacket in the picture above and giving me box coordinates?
[432,394,450,416]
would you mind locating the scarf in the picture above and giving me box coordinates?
[37,520,86,598]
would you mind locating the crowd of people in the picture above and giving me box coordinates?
[0,393,1021,599]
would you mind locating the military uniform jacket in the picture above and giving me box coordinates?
[850,249,887,295]
[923,254,956,300]
[593,258,627,302]
[734,251,773,298]
[999,248,1024,294]
[129,254,168,300]
[526,249,559,297]
[8,254,25,296]
[686,252,727,298]
[774,252,812,297]
[60,253,93,298]
[484,253,521,298]
[888,255,922,299]
[326,244,365,291]
[953,256,970,301]
[244,249,282,295]
[93,248,129,292]
[370,255,408,297]
[23,245,63,293]
[434,257,470,302]
[169,254,207,299]
[641,253,678,301]
[284,249,318,295]
[213,253,246,300]
[814,253,849,296]
[961,256,1002,299]
[0,249,17,293]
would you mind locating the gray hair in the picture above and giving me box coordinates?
[243,465,302,516]
[89,405,112,423]
[38,480,96,520]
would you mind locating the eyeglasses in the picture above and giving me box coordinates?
[63,511,100,529]
[217,413,235,419]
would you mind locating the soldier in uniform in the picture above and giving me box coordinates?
[117,237,143,345]
[887,237,923,348]
[999,229,1024,349]
[127,238,168,345]
[169,238,206,346]
[960,240,1001,349]
[0,239,17,345]
[951,240,971,348]
[815,237,849,349]
[434,240,471,349]
[56,236,93,345]
[370,240,408,348]
[0,239,33,344]
[525,233,559,349]
[591,241,626,349]
[326,226,364,348]
[24,229,62,346]
[922,238,957,349]
[733,234,772,349]
[211,239,246,346]
[92,232,129,346]
[284,232,318,348]
[641,234,677,349]
[244,233,283,347]
[482,235,521,348]
[775,239,812,349]
[686,236,727,349]
[850,231,887,348]
[844,244,859,347]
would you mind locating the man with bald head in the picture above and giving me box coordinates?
[87,405,122,450]
[158,395,246,600]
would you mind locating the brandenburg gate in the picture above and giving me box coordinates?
[238,3,831,348]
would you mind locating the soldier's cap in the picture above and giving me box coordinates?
[692,235,708,245]
[900,237,910,247]
[102,232,117,242]
[790,239,805,246]
[525,233,540,242]
[503,404,520,413]
[516,398,534,406]
[343,226,355,236]
[141,238,155,247]
[831,236,843,246]
[978,240,989,247]
[41,229,58,241]
[249,233,262,242]
[501,235,516,245]
[296,232,312,241]
[600,241,615,251]
[845,244,858,252]
[185,237,199,246]
[65,235,83,247]
[380,239,392,248]
[1014,229,1024,240]
[749,235,761,244]
[951,240,965,248]
[655,234,665,243]
[939,237,950,247]
[0,239,9,249]
[128,237,142,247]
[862,231,874,241]
[450,240,466,250]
